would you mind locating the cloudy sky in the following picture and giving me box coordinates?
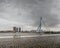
[0,0,60,31]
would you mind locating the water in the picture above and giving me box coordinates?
[0,32,60,48]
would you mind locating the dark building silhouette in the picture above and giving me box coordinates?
[16,27,18,32]
[19,27,21,32]
[13,27,17,33]
[13,27,21,32]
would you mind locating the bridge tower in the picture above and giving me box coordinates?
[37,17,42,32]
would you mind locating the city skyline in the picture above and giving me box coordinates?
[0,0,60,31]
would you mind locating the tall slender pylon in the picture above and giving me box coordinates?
[37,17,42,32]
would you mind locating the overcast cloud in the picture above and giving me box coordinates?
[0,0,60,31]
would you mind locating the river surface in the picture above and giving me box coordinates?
[0,32,60,48]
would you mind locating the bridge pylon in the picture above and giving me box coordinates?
[37,17,42,32]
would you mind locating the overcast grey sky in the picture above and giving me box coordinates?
[0,0,60,31]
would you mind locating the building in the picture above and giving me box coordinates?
[13,27,16,32]
[19,27,21,32]
[13,27,21,32]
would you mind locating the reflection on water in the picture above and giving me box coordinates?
[0,33,60,48]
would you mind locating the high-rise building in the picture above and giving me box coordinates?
[16,27,18,32]
[13,27,21,32]
[19,27,21,32]
[13,27,16,32]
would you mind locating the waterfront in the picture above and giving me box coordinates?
[0,33,60,48]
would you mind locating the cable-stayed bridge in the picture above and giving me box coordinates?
[37,16,50,32]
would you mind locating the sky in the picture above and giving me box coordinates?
[0,0,60,31]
